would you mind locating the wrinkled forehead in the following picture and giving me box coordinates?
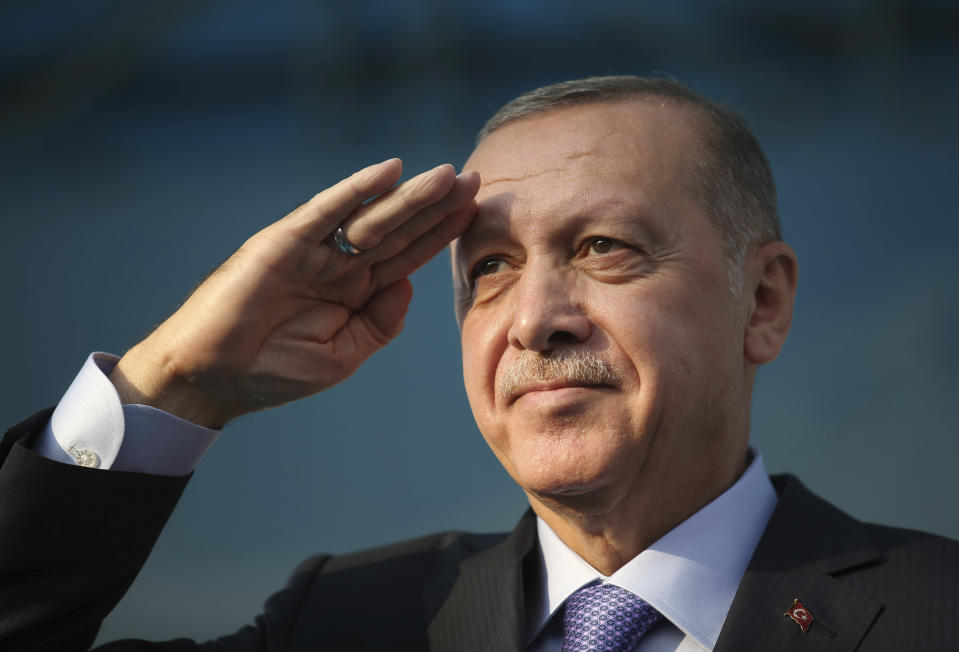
[454,103,701,244]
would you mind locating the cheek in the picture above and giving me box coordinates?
[460,320,501,420]
[590,287,717,395]
[607,286,741,408]
[591,290,678,359]
[460,330,516,473]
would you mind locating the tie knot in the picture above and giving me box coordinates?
[562,583,662,651]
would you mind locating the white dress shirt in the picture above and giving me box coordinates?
[36,355,777,651]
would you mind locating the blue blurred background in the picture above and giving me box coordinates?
[1,0,956,644]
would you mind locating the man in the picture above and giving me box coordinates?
[1,76,956,651]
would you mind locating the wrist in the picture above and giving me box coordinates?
[110,343,234,429]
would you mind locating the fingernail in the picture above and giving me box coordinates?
[376,158,402,172]
[361,158,400,182]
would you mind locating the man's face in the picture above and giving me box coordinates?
[454,100,753,509]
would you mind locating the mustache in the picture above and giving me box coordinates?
[497,349,618,401]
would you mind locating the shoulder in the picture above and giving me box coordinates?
[861,519,959,554]
[268,525,520,649]
[768,473,959,572]
[851,520,959,599]
[770,472,959,558]
[765,474,959,647]
[292,527,511,585]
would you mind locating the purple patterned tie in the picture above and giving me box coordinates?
[561,583,662,651]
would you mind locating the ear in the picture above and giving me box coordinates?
[743,242,798,365]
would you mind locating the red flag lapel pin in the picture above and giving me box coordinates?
[784,598,814,633]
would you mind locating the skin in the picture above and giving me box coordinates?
[113,97,796,576]
[453,100,797,574]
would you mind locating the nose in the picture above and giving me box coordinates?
[507,263,591,352]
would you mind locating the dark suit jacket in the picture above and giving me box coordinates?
[1,409,957,651]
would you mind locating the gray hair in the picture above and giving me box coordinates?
[476,75,781,294]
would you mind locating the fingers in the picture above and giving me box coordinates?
[269,161,477,308]
[340,163,459,250]
[283,161,474,264]
[364,171,480,263]
[284,158,404,238]
[371,199,477,286]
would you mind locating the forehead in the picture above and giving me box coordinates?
[464,99,702,183]
[455,99,704,250]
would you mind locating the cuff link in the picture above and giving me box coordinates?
[68,444,101,469]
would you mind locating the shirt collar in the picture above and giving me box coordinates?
[526,448,778,649]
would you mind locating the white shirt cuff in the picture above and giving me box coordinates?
[35,352,219,475]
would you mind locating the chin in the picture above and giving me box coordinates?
[506,436,624,501]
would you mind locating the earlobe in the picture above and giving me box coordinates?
[743,242,799,365]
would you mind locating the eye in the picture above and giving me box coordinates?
[586,237,620,255]
[472,257,509,279]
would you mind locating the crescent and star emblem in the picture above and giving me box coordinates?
[784,598,815,633]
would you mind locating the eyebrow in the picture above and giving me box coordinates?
[455,196,653,264]
[454,219,511,272]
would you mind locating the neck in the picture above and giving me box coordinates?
[527,449,750,575]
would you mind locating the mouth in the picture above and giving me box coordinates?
[507,380,612,405]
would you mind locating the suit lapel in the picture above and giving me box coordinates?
[427,510,537,652]
[715,475,883,652]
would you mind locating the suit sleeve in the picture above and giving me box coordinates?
[0,410,335,652]
[94,554,333,652]
[0,409,189,650]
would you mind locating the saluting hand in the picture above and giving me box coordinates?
[110,159,479,428]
